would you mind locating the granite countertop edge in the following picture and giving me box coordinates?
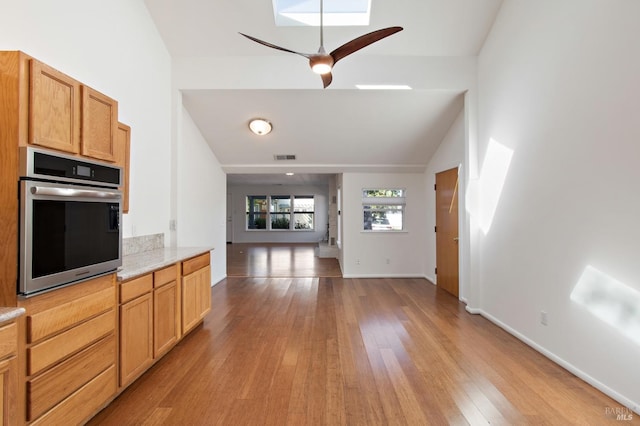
[0,307,26,325]
[117,247,213,281]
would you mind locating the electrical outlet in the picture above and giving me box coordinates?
[170,219,177,231]
[356,259,360,265]
[386,258,390,264]
[540,311,548,326]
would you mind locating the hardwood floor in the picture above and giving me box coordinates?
[227,243,342,278]
[89,273,632,424]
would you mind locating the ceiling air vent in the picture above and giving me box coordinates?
[274,154,296,161]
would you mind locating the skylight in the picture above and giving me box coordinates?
[273,0,371,27]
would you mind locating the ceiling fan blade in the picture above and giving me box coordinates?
[239,32,310,58]
[330,26,403,65]
[321,72,333,88]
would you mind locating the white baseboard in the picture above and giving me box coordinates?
[467,307,639,414]
[465,305,482,315]
[341,273,426,279]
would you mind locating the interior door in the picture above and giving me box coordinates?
[435,167,459,297]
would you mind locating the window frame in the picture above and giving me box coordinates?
[245,195,316,231]
[293,195,315,231]
[246,195,268,230]
[362,188,406,232]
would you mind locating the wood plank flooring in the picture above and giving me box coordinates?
[227,243,342,278]
[89,274,633,425]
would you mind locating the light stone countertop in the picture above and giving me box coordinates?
[0,307,25,326]
[117,247,213,281]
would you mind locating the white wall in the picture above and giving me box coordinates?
[176,105,227,284]
[476,0,640,411]
[424,110,465,285]
[227,184,329,243]
[341,173,427,278]
[0,0,172,241]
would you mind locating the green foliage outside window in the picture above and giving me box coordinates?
[271,217,290,229]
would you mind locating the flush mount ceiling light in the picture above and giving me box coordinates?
[248,118,272,136]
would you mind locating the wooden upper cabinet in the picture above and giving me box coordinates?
[115,122,131,213]
[29,59,81,154]
[28,57,120,164]
[81,86,118,162]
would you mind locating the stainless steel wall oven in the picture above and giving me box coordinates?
[19,147,122,296]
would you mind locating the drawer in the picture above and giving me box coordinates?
[27,335,115,421]
[182,252,210,276]
[28,310,115,376]
[31,365,116,426]
[154,264,177,288]
[28,286,115,343]
[120,274,153,303]
[0,322,17,359]
[19,274,114,315]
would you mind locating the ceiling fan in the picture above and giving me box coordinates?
[239,0,403,88]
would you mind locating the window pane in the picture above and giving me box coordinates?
[271,213,290,229]
[363,189,404,198]
[247,196,267,229]
[294,196,314,230]
[363,205,403,231]
[270,196,291,213]
[294,213,314,229]
[294,196,314,212]
[270,196,291,229]
[248,213,267,229]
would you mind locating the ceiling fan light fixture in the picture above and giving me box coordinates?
[311,63,332,74]
[240,0,402,88]
[309,54,334,74]
[249,118,272,135]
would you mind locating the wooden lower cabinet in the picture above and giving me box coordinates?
[27,336,115,421]
[118,264,180,388]
[0,321,18,426]
[30,366,116,426]
[181,253,211,335]
[18,273,117,425]
[0,358,16,426]
[119,292,153,387]
[153,281,178,358]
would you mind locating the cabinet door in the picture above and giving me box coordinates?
[114,122,131,213]
[182,266,211,334]
[181,272,200,334]
[0,356,17,426]
[29,59,81,154]
[119,293,153,387]
[154,281,178,358]
[81,85,118,162]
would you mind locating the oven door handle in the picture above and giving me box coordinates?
[30,186,121,200]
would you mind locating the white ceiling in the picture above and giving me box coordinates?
[144,0,504,185]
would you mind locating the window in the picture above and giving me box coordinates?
[270,195,291,229]
[362,189,405,231]
[294,196,314,229]
[246,196,267,229]
[246,195,315,231]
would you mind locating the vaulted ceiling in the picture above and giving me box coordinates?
[144,0,503,185]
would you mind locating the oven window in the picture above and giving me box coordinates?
[31,200,120,278]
